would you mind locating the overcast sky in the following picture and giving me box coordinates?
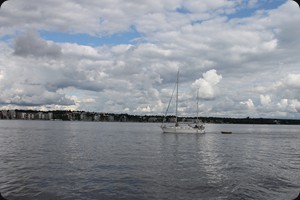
[0,0,300,118]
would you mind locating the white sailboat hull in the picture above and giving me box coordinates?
[161,125,205,134]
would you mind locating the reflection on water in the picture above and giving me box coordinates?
[0,121,299,200]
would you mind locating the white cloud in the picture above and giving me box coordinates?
[260,94,272,106]
[135,105,152,113]
[277,99,288,109]
[240,99,255,110]
[182,0,236,14]
[247,0,258,8]
[275,99,300,117]
[282,74,300,89]
[192,69,222,100]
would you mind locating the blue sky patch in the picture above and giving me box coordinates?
[40,28,143,46]
[176,6,191,14]
[227,0,287,19]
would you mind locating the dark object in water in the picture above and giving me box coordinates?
[0,193,7,200]
[293,192,300,200]
[221,131,232,134]
[0,0,8,8]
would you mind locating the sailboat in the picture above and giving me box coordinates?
[161,71,205,134]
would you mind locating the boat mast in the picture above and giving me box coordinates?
[162,81,177,126]
[197,88,199,123]
[175,70,179,125]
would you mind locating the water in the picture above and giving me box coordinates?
[0,120,299,200]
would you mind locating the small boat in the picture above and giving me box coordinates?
[161,71,205,134]
[221,131,232,134]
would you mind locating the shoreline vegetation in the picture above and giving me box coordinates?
[0,109,300,125]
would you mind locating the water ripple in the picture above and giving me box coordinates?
[0,121,299,199]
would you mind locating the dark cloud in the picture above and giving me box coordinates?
[46,79,105,93]
[13,31,62,58]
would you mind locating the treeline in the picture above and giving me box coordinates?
[199,116,300,125]
[1,109,300,124]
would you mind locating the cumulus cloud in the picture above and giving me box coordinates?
[192,69,222,100]
[256,98,300,118]
[282,73,300,89]
[240,99,255,110]
[260,94,272,106]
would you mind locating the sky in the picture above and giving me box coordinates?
[0,0,300,119]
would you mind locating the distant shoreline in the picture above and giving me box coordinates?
[1,109,300,125]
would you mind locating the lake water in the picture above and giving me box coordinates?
[0,120,299,200]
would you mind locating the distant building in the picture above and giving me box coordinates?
[148,117,158,122]
[8,110,16,119]
[108,115,114,122]
[169,117,176,123]
[1,110,8,119]
[94,114,100,121]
